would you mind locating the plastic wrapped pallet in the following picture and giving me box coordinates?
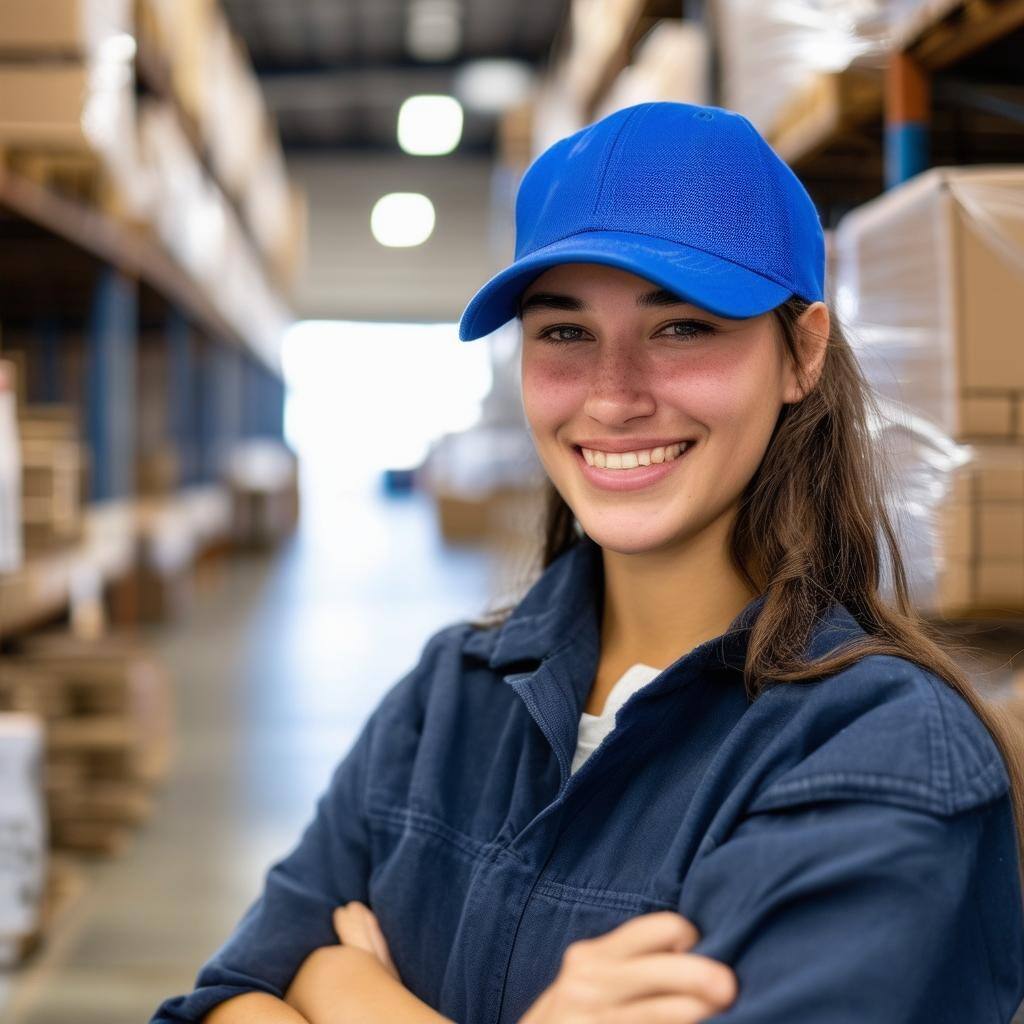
[833,166,1024,442]
[0,713,47,967]
[832,166,1024,617]
[712,0,933,140]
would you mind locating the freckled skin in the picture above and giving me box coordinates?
[519,262,824,558]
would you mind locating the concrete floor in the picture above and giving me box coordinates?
[2,476,1023,1023]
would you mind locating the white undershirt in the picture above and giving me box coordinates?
[571,663,662,775]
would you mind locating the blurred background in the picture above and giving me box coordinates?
[0,1,1022,1020]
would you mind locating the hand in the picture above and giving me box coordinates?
[332,900,400,981]
[518,911,737,1024]
[285,943,452,1024]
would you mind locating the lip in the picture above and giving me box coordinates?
[573,441,695,492]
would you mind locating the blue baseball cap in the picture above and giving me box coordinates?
[458,101,825,341]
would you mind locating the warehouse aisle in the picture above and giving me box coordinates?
[5,479,509,1024]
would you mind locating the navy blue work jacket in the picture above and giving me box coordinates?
[151,535,1024,1023]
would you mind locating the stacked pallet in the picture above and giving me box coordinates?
[833,165,1024,617]
[0,633,174,856]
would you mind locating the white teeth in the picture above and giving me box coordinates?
[580,441,690,470]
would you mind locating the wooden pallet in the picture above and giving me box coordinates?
[0,635,174,856]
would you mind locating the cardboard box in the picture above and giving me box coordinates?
[0,0,132,55]
[0,65,92,147]
[923,441,1024,616]
[834,166,1024,443]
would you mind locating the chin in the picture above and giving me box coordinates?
[574,515,683,556]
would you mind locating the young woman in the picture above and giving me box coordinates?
[152,102,1024,1024]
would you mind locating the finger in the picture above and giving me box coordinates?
[333,904,370,946]
[603,952,738,1009]
[617,994,724,1024]
[593,912,701,957]
[365,910,395,967]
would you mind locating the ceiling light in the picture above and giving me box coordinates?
[370,193,436,247]
[397,94,463,155]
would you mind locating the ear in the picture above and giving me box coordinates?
[781,301,830,404]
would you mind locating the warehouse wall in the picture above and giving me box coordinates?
[289,153,507,323]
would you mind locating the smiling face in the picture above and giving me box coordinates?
[519,262,815,557]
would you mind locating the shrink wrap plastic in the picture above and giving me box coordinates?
[714,0,952,135]
[832,166,1024,614]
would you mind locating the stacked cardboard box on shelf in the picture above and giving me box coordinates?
[833,165,1024,617]
[0,633,174,856]
[135,0,307,295]
[0,0,152,221]
[18,405,86,555]
[0,0,306,339]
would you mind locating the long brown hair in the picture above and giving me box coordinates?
[474,295,1024,882]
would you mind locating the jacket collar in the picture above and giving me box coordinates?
[463,534,865,674]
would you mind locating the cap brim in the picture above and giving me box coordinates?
[458,230,793,341]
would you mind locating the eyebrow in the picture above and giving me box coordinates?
[518,288,694,316]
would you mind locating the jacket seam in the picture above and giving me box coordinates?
[365,800,517,864]
[749,770,949,813]
[748,759,1009,815]
[533,878,674,912]
[921,669,955,814]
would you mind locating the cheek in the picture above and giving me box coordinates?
[521,356,582,427]
[660,346,780,430]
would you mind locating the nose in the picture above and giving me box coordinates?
[582,339,656,425]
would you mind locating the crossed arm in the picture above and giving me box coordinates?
[203,948,448,1024]
[202,903,452,1024]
